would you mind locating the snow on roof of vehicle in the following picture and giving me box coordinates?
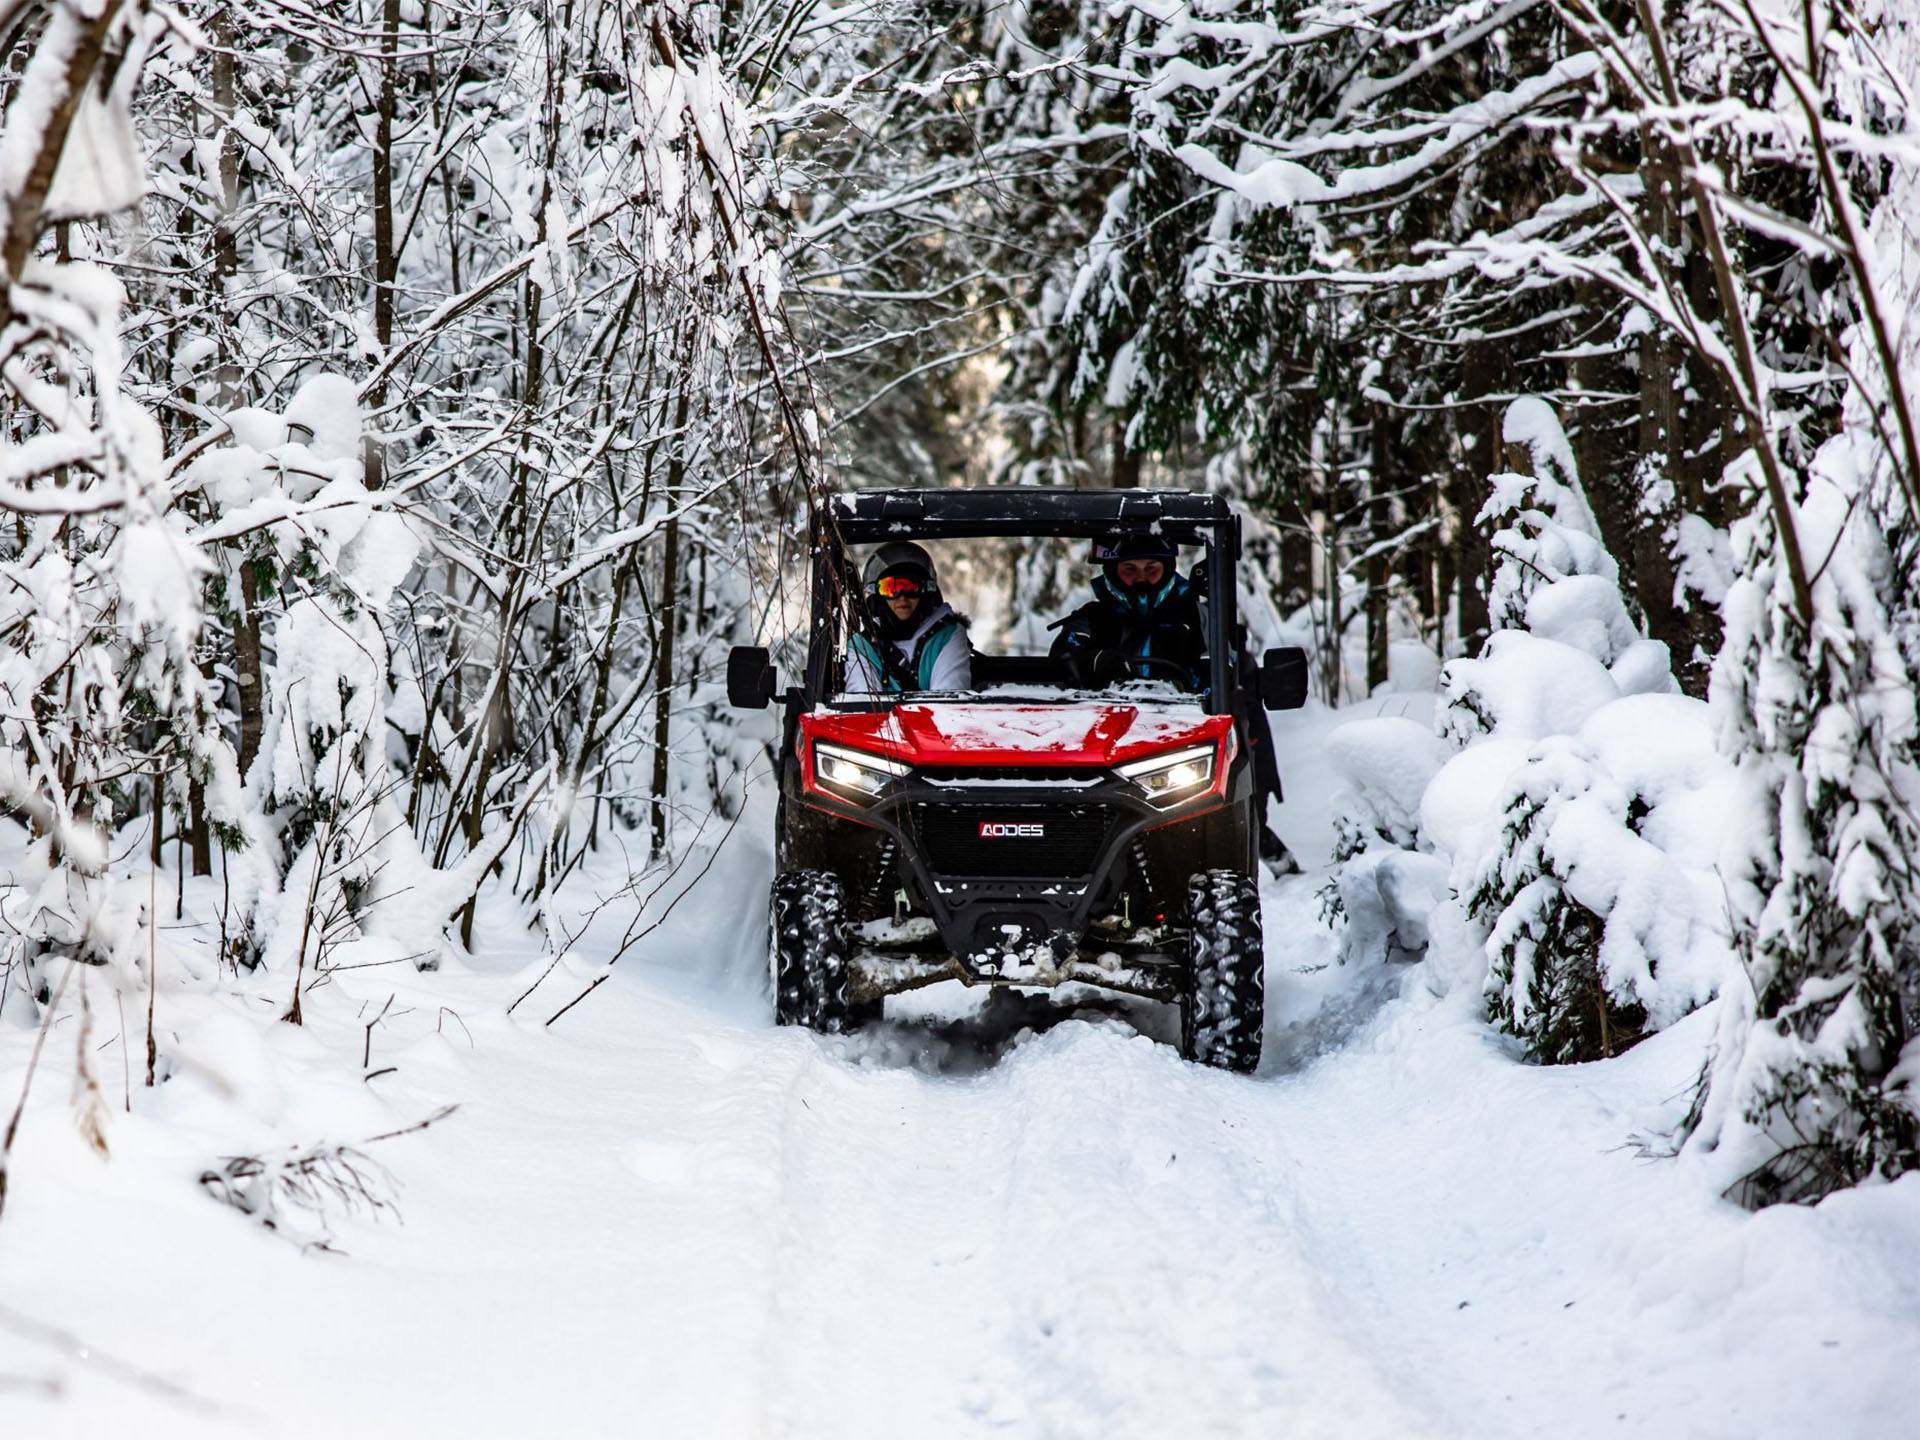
[828,486,1233,540]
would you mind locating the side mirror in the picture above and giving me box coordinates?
[727,646,776,710]
[1260,647,1309,710]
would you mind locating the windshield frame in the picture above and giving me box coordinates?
[821,681,1204,712]
[803,490,1239,716]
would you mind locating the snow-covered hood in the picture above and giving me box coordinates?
[802,702,1231,769]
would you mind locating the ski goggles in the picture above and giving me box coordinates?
[870,573,929,599]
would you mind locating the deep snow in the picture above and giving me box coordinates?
[1,697,1916,1438]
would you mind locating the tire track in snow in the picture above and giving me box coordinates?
[747,1037,1039,1437]
[983,1026,1447,1439]
[705,1008,1450,1440]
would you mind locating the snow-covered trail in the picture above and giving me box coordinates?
[601,971,1439,1440]
[5,702,1917,1438]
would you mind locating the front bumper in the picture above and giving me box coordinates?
[796,758,1247,991]
[845,915,1186,1004]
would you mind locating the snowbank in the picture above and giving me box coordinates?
[1324,717,1450,965]
[1325,400,1734,1061]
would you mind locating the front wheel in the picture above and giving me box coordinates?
[1181,870,1265,1072]
[770,870,862,1032]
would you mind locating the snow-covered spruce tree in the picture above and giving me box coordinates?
[1442,401,1674,749]
[1481,400,1609,636]
[1686,464,1920,1205]
[1443,402,1721,1062]
[1469,742,1640,1063]
[1450,421,1631,1061]
[1456,677,1728,1066]
[1679,0,1920,1192]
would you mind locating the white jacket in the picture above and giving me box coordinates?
[845,602,973,693]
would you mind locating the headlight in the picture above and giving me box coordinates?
[813,741,911,800]
[1117,743,1216,806]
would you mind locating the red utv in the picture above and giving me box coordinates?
[726,488,1309,1071]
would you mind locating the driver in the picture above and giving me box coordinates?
[1051,534,1299,873]
[845,542,973,693]
[1049,535,1206,690]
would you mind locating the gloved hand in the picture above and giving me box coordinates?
[1068,647,1130,686]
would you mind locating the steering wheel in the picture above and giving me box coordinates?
[1066,648,1195,689]
[1119,654,1195,686]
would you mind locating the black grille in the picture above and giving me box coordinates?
[917,766,1103,785]
[912,804,1112,878]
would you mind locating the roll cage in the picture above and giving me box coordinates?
[807,487,1243,715]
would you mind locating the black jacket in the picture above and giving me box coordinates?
[1049,572,1208,690]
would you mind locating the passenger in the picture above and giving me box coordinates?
[844,542,973,693]
[1049,535,1207,691]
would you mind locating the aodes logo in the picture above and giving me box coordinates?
[978,822,1045,839]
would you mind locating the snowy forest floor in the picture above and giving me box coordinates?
[3,701,1918,1439]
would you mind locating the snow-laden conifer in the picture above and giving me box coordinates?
[1686,460,1920,1204]
[1673,4,1920,1206]
[1443,401,1674,749]
[1470,740,1637,1062]
[1414,404,1728,1060]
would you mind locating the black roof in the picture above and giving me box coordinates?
[827,487,1233,541]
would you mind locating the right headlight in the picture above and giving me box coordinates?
[1116,743,1216,807]
[813,740,911,801]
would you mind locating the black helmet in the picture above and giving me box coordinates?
[862,541,939,597]
[1092,532,1179,603]
[861,541,938,637]
[1089,533,1178,566]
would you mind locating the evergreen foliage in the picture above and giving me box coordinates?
[1470,743,1647,1064]
[1688,467,1920,1204]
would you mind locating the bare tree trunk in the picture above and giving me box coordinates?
[1628,143,1710,694]
[363,0,400,492]
[1278,496,1313,616]
[1110,416,1141,488]
[235,560,264,773]
[150,771,165,873]
[1569,282,1639,609]
[649,365,691,859]
[1455,342,1497,652]
[188,7,243,878]
[187,766,212,876]
[648,515,682,861]
[1317,423,1345,704]
[1434,493,1457,653]
[1638,146,1682,482]
[423,1,463,293]
[211,9,241,408]
[1366,405,1392,694]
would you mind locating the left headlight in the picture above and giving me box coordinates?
[813,740,911,801]
[1117,743,1216,807]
